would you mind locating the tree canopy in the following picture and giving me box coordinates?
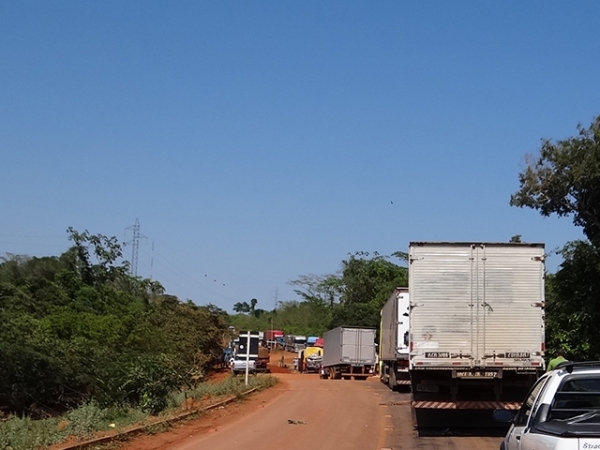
[510,115,600,245]
[511,114,600,360]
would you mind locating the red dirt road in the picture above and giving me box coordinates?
[157,373,385,450]
[119,349,504,450]
[119,372,504,450]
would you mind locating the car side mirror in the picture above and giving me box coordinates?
[493,409,514,423]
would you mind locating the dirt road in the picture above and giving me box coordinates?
[124,372,505,450]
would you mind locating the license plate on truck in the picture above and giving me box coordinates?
[455,370,497,379]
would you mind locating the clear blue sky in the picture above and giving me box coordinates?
[1,1,598,312]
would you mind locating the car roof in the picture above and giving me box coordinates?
[553,361,600,376]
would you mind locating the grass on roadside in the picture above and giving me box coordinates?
[0,374,278,450]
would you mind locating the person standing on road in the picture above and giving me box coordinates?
[547,349,568,371]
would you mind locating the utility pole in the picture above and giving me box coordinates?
[271,288,279,336]
[125,219,146,277]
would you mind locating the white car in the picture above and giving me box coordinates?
[495,361,600,450]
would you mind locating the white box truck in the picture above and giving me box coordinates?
[379,287,411,391]
[409,242,545,411]
[321,327,376,380]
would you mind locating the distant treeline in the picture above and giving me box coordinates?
[230,250,409,337]
[0,228,230,416]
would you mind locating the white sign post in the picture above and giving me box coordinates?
[244,330,251,386]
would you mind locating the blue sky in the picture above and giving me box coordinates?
[1,1,598,312]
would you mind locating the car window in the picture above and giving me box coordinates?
[514,376,551,426]
[549,376,600,420]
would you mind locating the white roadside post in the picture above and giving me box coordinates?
[244,330,251,386]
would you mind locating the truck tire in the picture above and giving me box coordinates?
[388,369,397,391]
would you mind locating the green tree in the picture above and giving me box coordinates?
[510,115,600,361]
[331,252,408,329]
[510,115,600,245]
[545,241,600,360]
[288,274,343,308]
[233,301,250,313]
[0,228,230,416]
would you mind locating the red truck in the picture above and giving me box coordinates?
[264,329,284,349]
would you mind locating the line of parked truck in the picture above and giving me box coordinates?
[227,241,546,418]
[226,326,377,379]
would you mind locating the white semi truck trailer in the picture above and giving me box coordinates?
[379,287,411,391]
[408,242,545,411]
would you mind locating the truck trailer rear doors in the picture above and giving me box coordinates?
[409,243,545,369]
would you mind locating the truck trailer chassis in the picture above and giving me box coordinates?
[322,364,373,380]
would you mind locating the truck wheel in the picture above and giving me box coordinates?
[388,370,397,391]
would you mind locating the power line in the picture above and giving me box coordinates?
[139,246,245,303]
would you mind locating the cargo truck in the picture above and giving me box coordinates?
[321,327,376,380]
[408,242,545,411]
[380,287,411,391]
[256,345,270,373]
[285,335,307,352]
[301,345,324,373]
[264,329,284,349]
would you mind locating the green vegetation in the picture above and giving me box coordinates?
[0,228,230,418]
[0,375,276,450]
[230,251,408,336]
[511,115,600,359]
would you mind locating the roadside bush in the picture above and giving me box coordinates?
[65,402,107,438]
[0,374,277,450]
[0,416,64,450]
[119,355,181,414]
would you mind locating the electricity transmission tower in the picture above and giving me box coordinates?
[125,219,146,277]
